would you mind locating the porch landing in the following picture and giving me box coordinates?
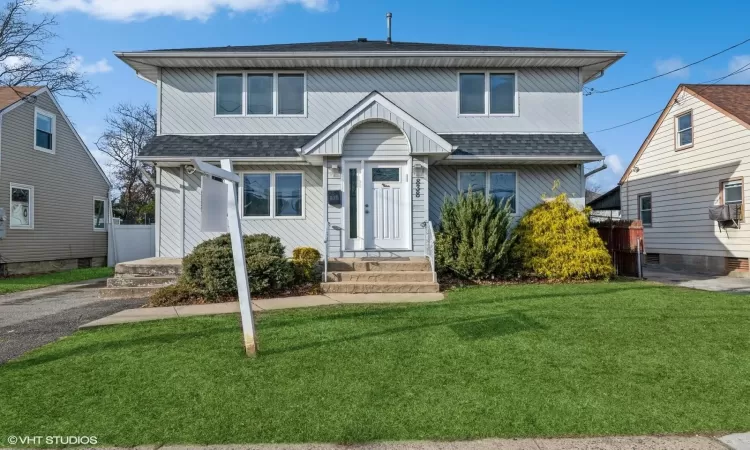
[323,257,439,294]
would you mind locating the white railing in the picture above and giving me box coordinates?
[323,221,330,283]
[423,221,437,282]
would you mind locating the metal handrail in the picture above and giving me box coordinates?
[423,221,437,283]
[323,221,330,283]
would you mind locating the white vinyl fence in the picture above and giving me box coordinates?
[109,224,155,265]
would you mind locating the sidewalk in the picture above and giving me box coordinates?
[80,292,444,328]
[5,433,748,449]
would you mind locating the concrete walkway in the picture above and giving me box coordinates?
[644,267,750,293]
[80,292,444,328]
[6,433,747,449]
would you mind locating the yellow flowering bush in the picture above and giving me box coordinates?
[513,193,613,280]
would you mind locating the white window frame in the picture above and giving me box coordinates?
[675,110,693,149]
[457,70,519,117]
[214,71,307,118]
[34,107,56,154]
[638,193,652,227]
[9,183,34,230]
[457,169,519,215]
[721,178,744,220]
[93,196,107,231]
[241,170,305,219]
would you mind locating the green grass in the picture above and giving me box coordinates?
[1,281,749,446]
[0,267,114,294]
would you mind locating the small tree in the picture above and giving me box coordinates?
[513,193,613,280]
[435,190,516,280]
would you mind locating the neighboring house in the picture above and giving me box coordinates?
[620,84,750,274]
[116,36,623,288]
[587,186,621,221]
[0,87,111,275]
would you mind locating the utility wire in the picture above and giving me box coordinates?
[585,37,750,96]
[587,63,750,134]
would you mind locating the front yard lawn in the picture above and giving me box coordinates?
[1,281,749,446]
[0,267,114,294]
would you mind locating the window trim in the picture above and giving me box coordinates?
[456,70,519,117]
[9,183,34,230]
[240,170,305,220]
[214,71,307,118]
[720,177,744,221]
[456,169,519,215]
[638,193,652,227]
[93,196,107,231]
[674,110,694,150]
[34,107,56,154]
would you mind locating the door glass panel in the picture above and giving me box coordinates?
[372,168,400,182]
[349,169,357,239]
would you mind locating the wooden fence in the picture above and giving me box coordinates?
[590,219,644,277]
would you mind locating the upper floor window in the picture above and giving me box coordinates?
[675,111,693,149]
[458,71,517,116]
[34,107,56,153]
[216,72,306,117]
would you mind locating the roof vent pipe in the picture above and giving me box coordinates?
[386,12,392,44]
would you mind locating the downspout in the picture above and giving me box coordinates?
[107,188,118,267]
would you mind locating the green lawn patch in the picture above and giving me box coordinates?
[1,281,749,446]
[0,267,114,294]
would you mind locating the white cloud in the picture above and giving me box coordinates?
[654,57,690,78]
[0,55,31,70]
[35,0,331,21]
[605,154,624,176]
[68,56,113,75]
[728,54,750,82]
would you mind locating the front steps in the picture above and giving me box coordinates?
[322,257,439,294]
[99,258,181,299]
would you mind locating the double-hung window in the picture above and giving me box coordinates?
[243,172,303,218]
[216,72,306,117]
[458,170,517,213]
[93,197,106,231]
[34,108,55,153]
[675,111,693,149]
[722,179,743,219]
[10,183,33,229]
[638,194,652,227]
[458,71,517,116]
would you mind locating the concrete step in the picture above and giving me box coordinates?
[328,257,431,272]
[327,271,435,282]
[321,281,440,294]
[115,257,182,277]
[107,276,178,288]
[99,286,163,299]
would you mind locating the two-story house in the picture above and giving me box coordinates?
[0,87,111,275]
[116,36,624,291]
[620,84,750,275]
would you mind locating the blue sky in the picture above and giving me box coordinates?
[30,0,750,191]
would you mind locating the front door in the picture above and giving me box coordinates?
[364,162,409,250]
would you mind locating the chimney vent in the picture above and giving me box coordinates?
[386,12,392,44]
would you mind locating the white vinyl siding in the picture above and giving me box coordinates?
[161,67,581,134]
[622,90,750,258]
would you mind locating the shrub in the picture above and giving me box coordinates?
[181,233,295,299]
[149,283,203,307]
[291,247,321,282]
[512,193,614,280]
[435,190,516,280]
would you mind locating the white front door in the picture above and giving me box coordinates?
[364,162,410,250]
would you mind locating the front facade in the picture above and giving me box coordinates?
[0,87,111,274]
[620,84,750,274]
[118,39,622,260]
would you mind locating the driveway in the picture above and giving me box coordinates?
[0,279,145,363]
[644,267,750,293]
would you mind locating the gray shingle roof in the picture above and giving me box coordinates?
[144,40,611,54]
[139,133,602,159]
[443,134,602,158]
[139,135,315,158]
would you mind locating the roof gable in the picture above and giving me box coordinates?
[0,86,43,110]
[300,91,454,156]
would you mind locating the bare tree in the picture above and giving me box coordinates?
[0,0,96,100]
[96,103,157,224]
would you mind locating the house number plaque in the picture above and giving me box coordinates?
[415,179,422,198]
[327,190,342,207]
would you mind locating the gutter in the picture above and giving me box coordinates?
[136,156,307,163]
[115,50,626,59]
[443,155,605,162]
